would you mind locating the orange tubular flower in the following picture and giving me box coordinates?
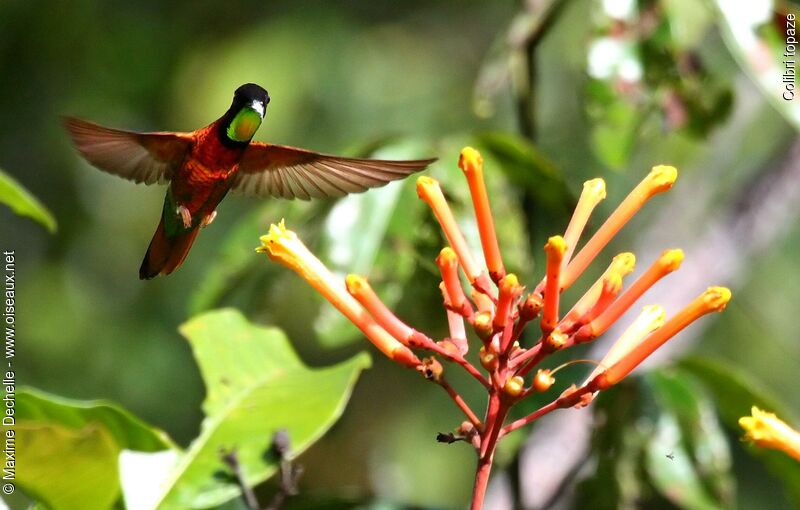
[437,247,472,315]
[576,249,683,341]
[416,176,482,284]
[580,305,666,401]
[562,178,606,266]
[560,252,635,332]
[561,165,677,290]
[541,236,567,336]
[592,287,731,389]
[579,272,623,326]
[740,407,800,461]
[494,274,522,331]
[346,275,415,343]
[459,147,505,282]
[258,221,419,367]
[439,282,469,354]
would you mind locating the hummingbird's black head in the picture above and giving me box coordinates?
[223,83,270,144]
[232,83,270,115]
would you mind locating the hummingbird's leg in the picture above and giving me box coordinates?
[200,210,217,228]
[176,205,193,229]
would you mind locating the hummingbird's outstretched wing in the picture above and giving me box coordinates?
[64,117,193,185]
[233,142,435,200]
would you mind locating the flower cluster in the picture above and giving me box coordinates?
[257,147,731,509]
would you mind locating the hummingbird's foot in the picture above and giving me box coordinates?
[176,205,192,229]
[200,210,217,228]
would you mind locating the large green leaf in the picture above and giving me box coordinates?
[679,357,800,506]
[17,423,120,510]
[0,168,56,232]
[15,388,175,510]
[148,309,371,509]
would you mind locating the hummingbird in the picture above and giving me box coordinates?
[65,83,434,279]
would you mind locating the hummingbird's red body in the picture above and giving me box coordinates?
[65,83,434,279]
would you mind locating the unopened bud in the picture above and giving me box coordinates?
[520,292,543,320]
[533,369,555,392]
[544,330,568,351]
[503,375,525,397]
[479,346,499,371]
[473,311,493,339]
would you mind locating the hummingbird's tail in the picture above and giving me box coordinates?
[139,217,200,279]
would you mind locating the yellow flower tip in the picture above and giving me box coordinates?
[458,146,484,175]
[415,175,441,197]
[583,178,607,201]
[739,407,800,459]
[436,247,458,268]
[611,252,637,276]
[533,369,555,393]
[500,273,521,293]
[658,248,684,272]
[257,220,294,253]
[645,165,678,195]
[345,274,369,296]
[642,304,667,327]
[702,286,732,313]
[503,375,525,398]
[545,235,568,256]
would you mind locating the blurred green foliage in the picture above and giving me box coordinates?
[2,0,800,508]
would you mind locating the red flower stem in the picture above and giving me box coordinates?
[440,379,483,429]
[499,384,595,437]
[515,346,548,377]
[470,392,510,510]
[470,452,494,510]
[509,340,543,370]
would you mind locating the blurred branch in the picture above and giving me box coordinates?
[508,0,569,140]
[221,430,303,510]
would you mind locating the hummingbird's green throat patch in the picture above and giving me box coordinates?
[227,107,262,142]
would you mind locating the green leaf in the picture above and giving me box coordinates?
[678,357,800,506]
[16,388,175,451]
[150,309,371,509]
[645,412,724,510]
[589,96,643,170]
[0,168,56,232]
[15,388,175,510]
[645,370,734,509]
[17,423,120,510]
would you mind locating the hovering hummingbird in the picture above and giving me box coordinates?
[65,83,434,279]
